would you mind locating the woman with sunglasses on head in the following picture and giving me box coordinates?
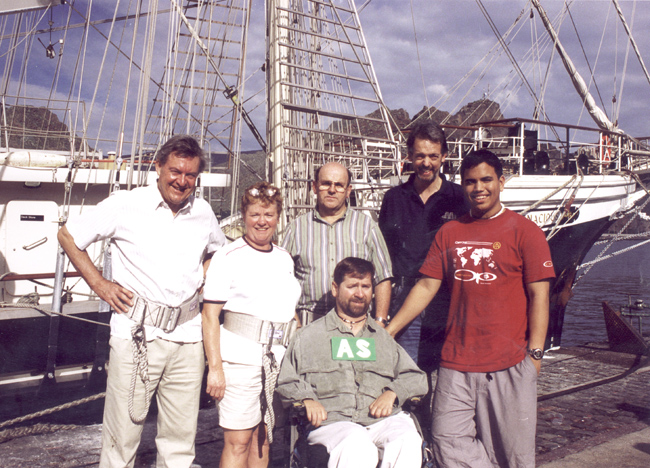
[202,181,300,468]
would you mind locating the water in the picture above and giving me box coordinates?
[562,239,650,346]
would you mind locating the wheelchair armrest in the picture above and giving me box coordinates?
[288,401,329,467]
[403,396,422,412]
[290,400,307,417]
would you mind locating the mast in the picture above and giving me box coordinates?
[266,0,400,234]
[531,0,619,133]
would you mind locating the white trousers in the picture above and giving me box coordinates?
[99,336,204,468]
[307,412,422,468]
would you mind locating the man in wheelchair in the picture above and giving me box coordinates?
[277,257,428,467]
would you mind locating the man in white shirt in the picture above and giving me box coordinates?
[57,135,226,468]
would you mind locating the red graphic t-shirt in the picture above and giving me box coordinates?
[420,209,555,373]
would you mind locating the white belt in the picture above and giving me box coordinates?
[223,311,297,347]
[125,291,200,333]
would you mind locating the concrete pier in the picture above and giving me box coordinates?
[1,342,649,467]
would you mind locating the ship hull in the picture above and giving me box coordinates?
[501,172,648,348]
[0,301,109,398]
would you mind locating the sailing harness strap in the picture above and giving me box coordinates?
[223,311,298,443]
[125,291,201,333]
[222,311,297,347]
[126,291,201,423]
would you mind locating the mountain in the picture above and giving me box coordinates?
[1,105,83,151]
[411,98,507,141]
[354,108,411,139]
[354,98,507,141]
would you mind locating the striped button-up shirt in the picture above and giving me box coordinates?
[281,208,392,316]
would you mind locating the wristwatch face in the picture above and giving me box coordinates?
[528,348,543,360]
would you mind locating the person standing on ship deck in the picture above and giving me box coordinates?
[386,149,555,468]
[378,120,469,367]
[281,161,393,326]
[57,135,226,468]
[202,182,300,468]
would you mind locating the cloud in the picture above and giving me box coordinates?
[4,0,648,155]
[347,1,646,139]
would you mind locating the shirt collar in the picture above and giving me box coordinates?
[312,206,348,223]
[405,172,450,197]
[324,309,377,334]
[146,183,194,214]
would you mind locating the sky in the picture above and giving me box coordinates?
[4,0,649,154]
[239,0,650,150]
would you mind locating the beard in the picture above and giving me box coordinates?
[415,167,437,184]
[341,299,370,318]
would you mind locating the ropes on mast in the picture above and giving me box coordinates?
[409,0,430,117]
[566,3,609,120]
[612,0,650,88]
[530,0,619,133]
[476,0,546,121]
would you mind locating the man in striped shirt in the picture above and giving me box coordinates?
[281,162,392,325]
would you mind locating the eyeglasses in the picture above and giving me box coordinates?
[248,187,278,197]
[317,181,348,193]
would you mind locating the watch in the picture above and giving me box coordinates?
[375,316,390,325]
[528,348,544,360]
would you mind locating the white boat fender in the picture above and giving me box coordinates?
[0,151,67,168]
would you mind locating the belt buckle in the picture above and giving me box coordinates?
[127,296,147,322]
[162,307,181,333]
[282,320,297,347]
[268,326,284,345]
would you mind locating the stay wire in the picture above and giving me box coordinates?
[409,0,430,115]
[566,1,608,118]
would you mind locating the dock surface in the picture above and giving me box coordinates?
[1,342,649,467]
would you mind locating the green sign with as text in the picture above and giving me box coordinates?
[331,337,376,361]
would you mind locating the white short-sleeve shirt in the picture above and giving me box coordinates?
[66,184,226,342]
[203,237,301,365]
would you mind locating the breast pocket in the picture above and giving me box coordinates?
[355,360,396,399]
[301,360,354,398]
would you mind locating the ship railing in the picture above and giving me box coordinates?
[621,295,650,337]
[625,137,650,172]
[0,271,93,306]
[434,117,650,177]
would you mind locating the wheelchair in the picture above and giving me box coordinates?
[286,398,434,468]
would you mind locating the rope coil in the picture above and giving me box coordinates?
[261,352,280,444]
[127,324,152,424]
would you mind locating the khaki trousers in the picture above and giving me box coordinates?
[99,336,204,468]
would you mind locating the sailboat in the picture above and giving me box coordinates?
[264,0,650,350]
[1,0,649,398]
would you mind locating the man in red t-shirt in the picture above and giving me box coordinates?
[386,149,555,468]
